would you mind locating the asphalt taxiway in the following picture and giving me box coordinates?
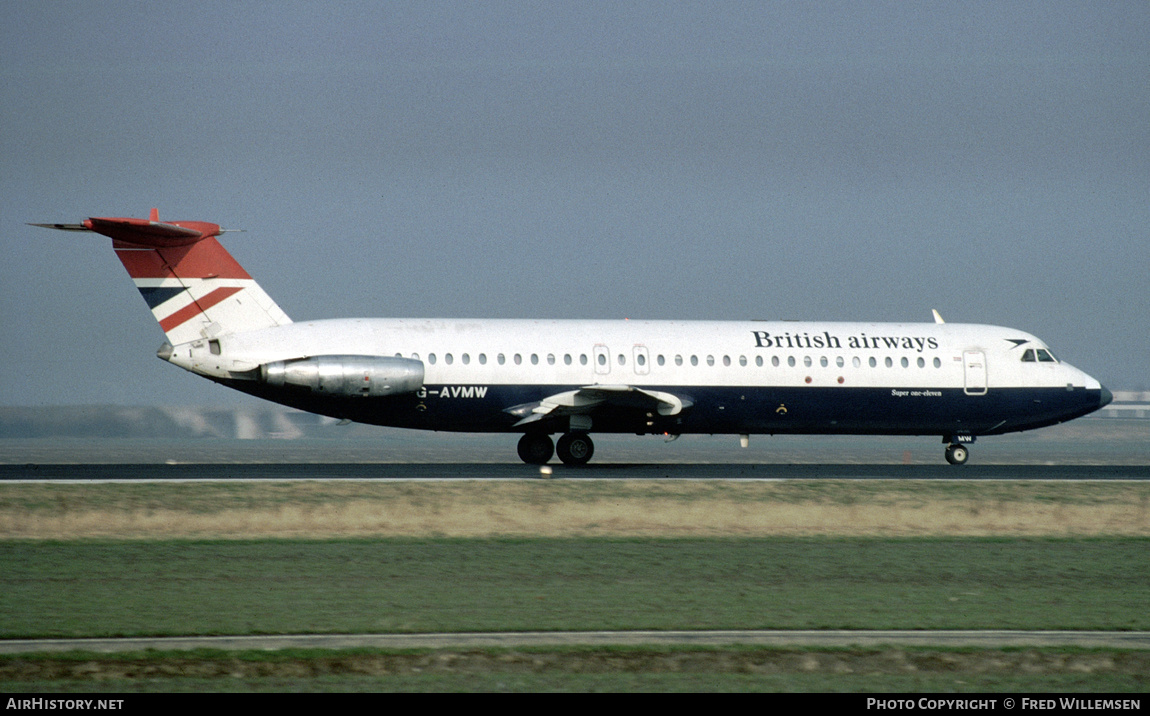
[2,462,1149,482]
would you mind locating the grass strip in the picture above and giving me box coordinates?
[2,537,1147,638]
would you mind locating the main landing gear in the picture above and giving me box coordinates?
[517,432,595,466]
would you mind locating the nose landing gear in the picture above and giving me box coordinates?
[945,443,970,465]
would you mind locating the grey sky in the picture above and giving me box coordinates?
[2,1,1147,406]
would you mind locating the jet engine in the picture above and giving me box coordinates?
[260,355,423,398]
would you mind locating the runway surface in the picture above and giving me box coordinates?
[2,462,1149,481]
[3,630,1149,655]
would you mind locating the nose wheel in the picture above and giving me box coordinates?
[945,443,969,465]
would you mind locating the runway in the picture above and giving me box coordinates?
[3,630,1149,655]
[2,462,1149,481]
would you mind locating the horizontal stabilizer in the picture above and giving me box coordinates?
[28,223,90,231]
[32,209,223,248]
[88,216,211,247]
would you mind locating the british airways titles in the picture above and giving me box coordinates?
[752,331,940,353]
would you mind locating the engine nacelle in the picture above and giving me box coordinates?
[260,355,424,398]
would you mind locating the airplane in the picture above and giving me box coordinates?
[33,209,1112,466]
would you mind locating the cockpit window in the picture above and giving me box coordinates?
[1021,348,1058,363]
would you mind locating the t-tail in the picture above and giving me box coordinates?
[32,209,291,345]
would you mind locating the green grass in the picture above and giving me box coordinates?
[2,537,1148,638]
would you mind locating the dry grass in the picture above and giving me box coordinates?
[2,480,1148,539]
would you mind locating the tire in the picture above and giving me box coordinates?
[556,432,594,466]
[517,433,554,465]
[945,444,969,465]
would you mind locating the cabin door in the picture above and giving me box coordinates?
[963,350,988,395]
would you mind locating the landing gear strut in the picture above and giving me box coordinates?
[556,432,594,466]
[945,443,969,465]
[517,433,553,465]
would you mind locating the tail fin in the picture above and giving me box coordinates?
[33,209,291,345]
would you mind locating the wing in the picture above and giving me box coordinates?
[505,384,693,428]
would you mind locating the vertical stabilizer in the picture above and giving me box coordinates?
[33,210,291,345]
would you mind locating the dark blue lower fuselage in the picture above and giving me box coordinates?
[220,379,1109,440]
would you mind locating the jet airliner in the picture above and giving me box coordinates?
[34,210,1112,465]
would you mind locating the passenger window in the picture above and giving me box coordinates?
[445,353,453,365]
[531,354,539,365]
[804,356,812,368]
[820,356,828,368]
[706,355,715,366]
[514,354,522,365]
[564,354,572,365]
[691,355,699,366]
[739,355,747,367]
[722,355,730,367]
[885,357,893,368]
[547,354,555,365]
[787,356,796,367]
[675,355,683,366]
[462,353,470,365]
[498,353,506,365]
[900,357,909,368]
[657,355,665,366]
[869,357,877,368]
[479,354,486,365]
[580,354,588,365]
[429,353,437,365]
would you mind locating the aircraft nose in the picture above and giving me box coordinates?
[1099,385,1113,408]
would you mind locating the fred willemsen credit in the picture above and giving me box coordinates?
[866,698,1141,711]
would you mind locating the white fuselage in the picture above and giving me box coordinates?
[166,317,1107,443]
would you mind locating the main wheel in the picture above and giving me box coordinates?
[945,443,969,465]
[556,432,594,466]
[517,433,554,465]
